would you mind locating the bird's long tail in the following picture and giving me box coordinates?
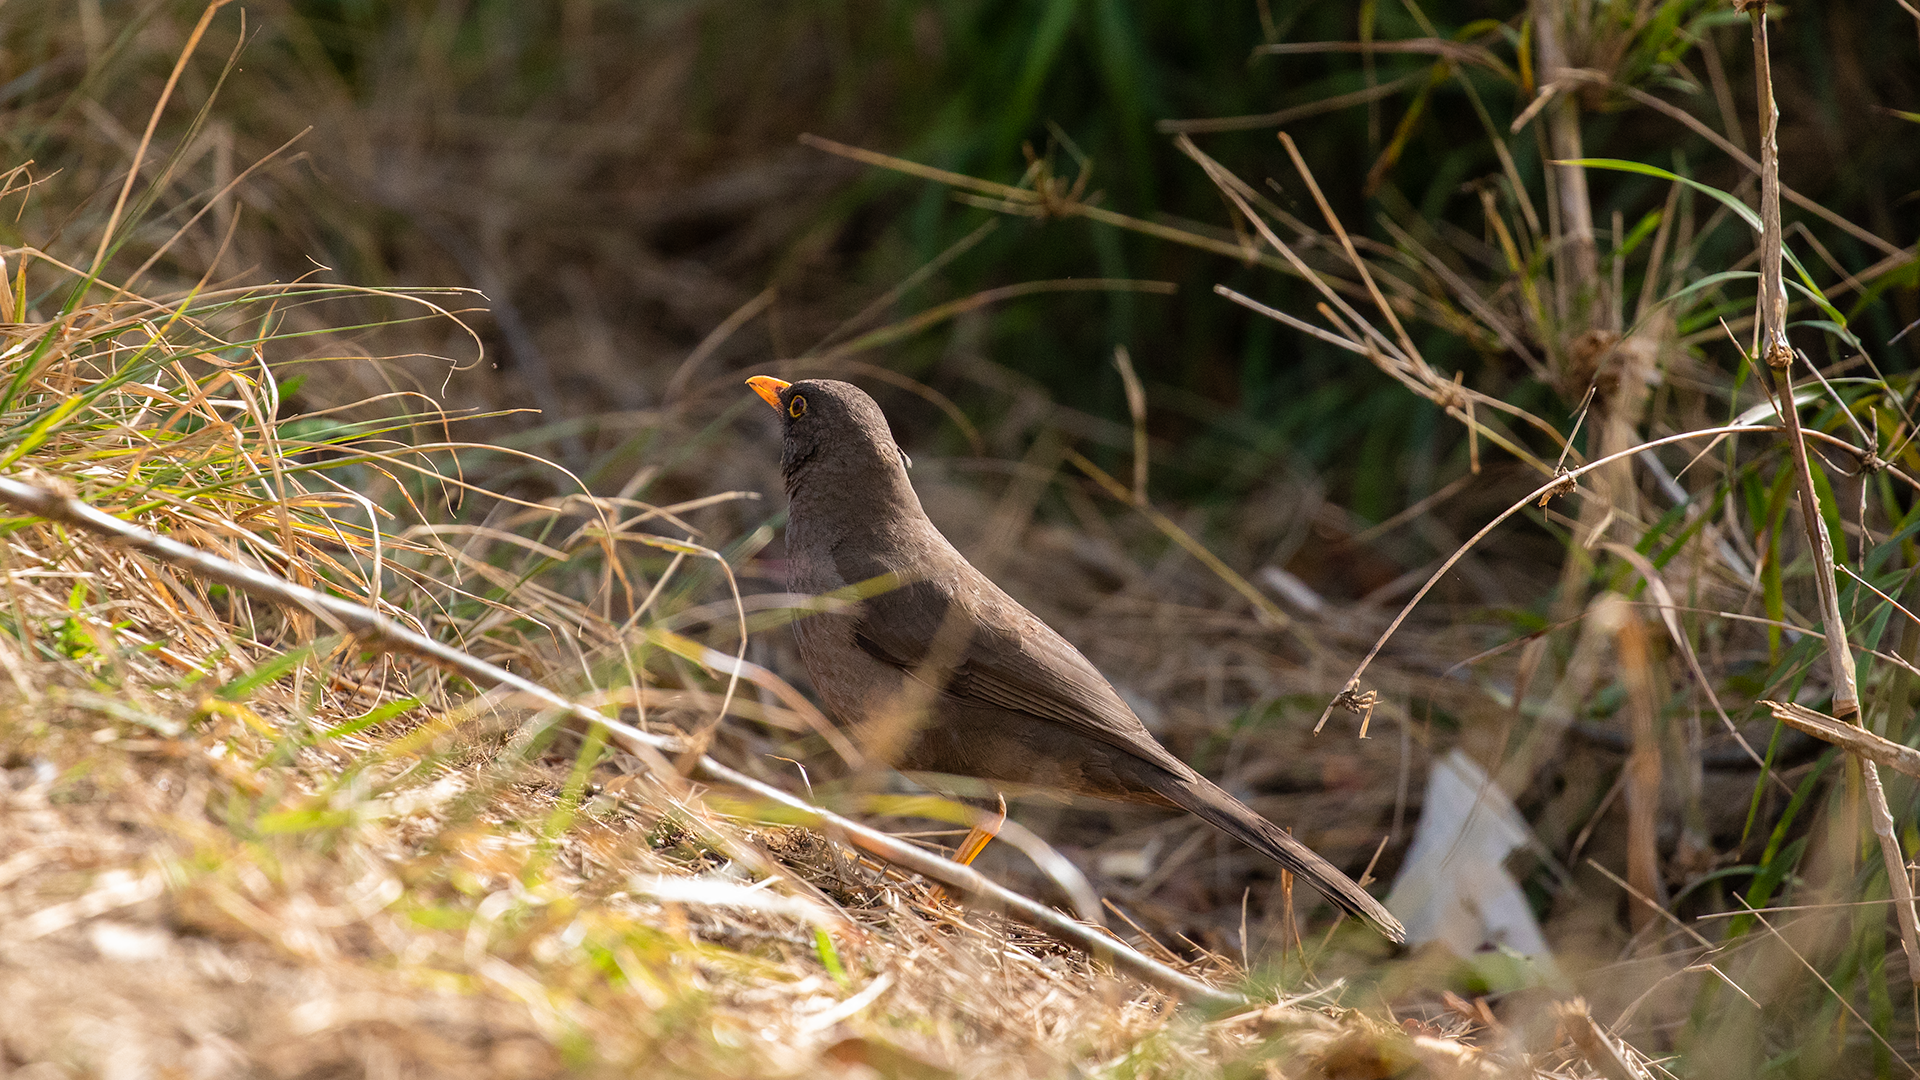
[1151,771,1406,943]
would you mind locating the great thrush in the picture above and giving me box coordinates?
[748,376,1404,942]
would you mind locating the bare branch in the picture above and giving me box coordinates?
[1763,701,1920,781]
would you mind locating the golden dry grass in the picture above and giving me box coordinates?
[0,51,1641,1075]
[0,393,1589,1077]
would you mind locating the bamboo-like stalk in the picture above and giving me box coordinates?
[1744,0,1918,983]
[0,475,1246,1009]
[1747,5,1856,719]
[1530,0,1605,331]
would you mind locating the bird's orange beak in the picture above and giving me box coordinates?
[745,376,790,410]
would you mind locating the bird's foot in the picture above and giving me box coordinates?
[952,794,1008,867]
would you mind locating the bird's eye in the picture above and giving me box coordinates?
[788,395,807,419]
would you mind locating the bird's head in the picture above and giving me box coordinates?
[746,376,913,495]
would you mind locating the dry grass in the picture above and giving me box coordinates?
[0,663,1158,1077]
[4,2,1919,1077]
[0,567,1616,1076]
[0,10,1669,1077]
[0,226,1625,1071]
[0,228,1176,1074]
[0,276,1581,1075]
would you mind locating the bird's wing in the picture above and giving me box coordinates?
[843,564,1191,778]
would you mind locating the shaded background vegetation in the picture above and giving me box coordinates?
[11,1,1912,508]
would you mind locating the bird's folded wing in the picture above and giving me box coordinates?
[848,575,1191,778]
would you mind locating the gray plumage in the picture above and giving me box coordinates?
[760,377,1404,942]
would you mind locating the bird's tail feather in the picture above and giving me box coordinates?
[1154,772,1406,943]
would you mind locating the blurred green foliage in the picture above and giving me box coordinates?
[717,0,1918,510]
[10,1,1911,516]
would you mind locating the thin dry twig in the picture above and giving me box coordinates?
[1762,701,1920,781]
[1748,8,1858,720]
[1555,997,1652,1080]
[1745,1,1915,981]
[1735,897,1920,1074]
[798,133,1300,278]
[1317,423,1777,729]
[1064,448,1294,634]
[1603,544,1783,790]
[1111,345,1149,505]
[1156,74,1423,134]
[87,1,236,283]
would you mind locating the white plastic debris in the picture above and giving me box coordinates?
[1385,749,1560,983]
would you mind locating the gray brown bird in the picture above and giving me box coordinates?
[747,375,1404,942]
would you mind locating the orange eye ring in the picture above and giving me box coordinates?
[788,395,807,419]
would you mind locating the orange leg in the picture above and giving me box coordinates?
[952,794,1008,866]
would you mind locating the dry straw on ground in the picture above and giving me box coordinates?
[0,316,1602,1075]
[0,249,1626,1071]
